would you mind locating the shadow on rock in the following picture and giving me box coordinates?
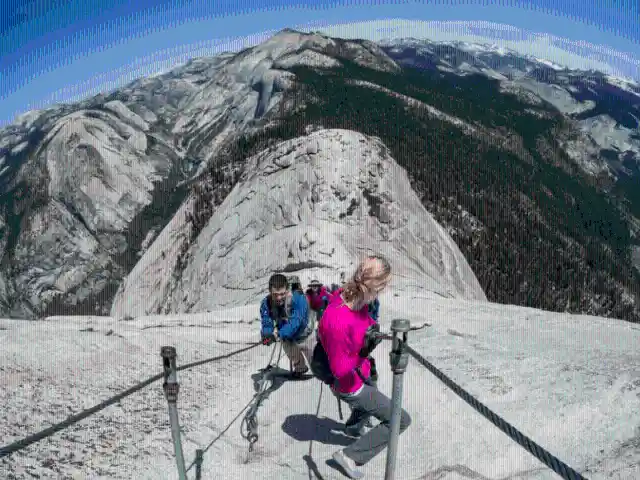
[282,414,354,446]
[325,457,350,478]
[303,454,326,480]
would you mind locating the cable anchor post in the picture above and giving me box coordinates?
[194,448,204,480]
[384,319,410,480]
[161,346,187,480]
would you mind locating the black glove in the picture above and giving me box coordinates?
[261,334,276,346]
[358,324,382,358]
[368,356,378,383]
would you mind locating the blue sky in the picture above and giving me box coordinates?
[1,0,639,127]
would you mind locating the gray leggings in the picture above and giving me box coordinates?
[338,384,412,465]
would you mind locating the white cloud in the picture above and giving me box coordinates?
[307,19,640,81]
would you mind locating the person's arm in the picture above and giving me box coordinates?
[368,298,380,323]
[260,297,274,336]
[307,293,318,310]
[320,287,329,307]
[277,294,308,340]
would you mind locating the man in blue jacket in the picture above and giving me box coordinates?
[260,273,315,377]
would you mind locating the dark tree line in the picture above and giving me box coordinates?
[215,56,640,322]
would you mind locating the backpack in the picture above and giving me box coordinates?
[310,340,336,386]
[310,337,372,387]
[267,292,315,341]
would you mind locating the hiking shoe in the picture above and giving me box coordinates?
[344,423,367,438]
[332,450,364,479]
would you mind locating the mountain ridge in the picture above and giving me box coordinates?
[1,28,640,322]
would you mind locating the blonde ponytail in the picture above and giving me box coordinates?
[341,254,391,305]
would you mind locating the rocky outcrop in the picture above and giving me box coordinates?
[0,101,187,317]
[169,29,399,171]
[111,129,486,318]
[3,297,640,479]
[0,29,402,318]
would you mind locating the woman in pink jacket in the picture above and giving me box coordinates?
[306,279,331,313]
[318,255,411,479]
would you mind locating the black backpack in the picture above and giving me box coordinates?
[310,339,373,387]
[310,341,336,385]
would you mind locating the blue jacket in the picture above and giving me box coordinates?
[368,298,380,323]
[260,291,310,341]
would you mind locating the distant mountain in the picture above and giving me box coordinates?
[381,37,640,186]
[1,29,640,322]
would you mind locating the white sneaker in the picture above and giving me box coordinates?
[332,450,364,479]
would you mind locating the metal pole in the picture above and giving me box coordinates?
[384,319,410,480]
[161,346,187,480]
[194,448,204,480]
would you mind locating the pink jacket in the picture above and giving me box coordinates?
[307,286,330,311]
[318,291,375,394]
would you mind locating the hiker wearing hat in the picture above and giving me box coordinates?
[289,275,304,293]
[306,279,331,323]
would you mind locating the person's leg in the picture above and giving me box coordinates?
[280,341,308,373]
[362,357,378,428]
[343,360,378,432]
[297,333,316,369]
[345,405,364,427]
[343,405,371,437]
[339,384,411,466]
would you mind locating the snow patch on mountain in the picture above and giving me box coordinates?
[515,80,597,115]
